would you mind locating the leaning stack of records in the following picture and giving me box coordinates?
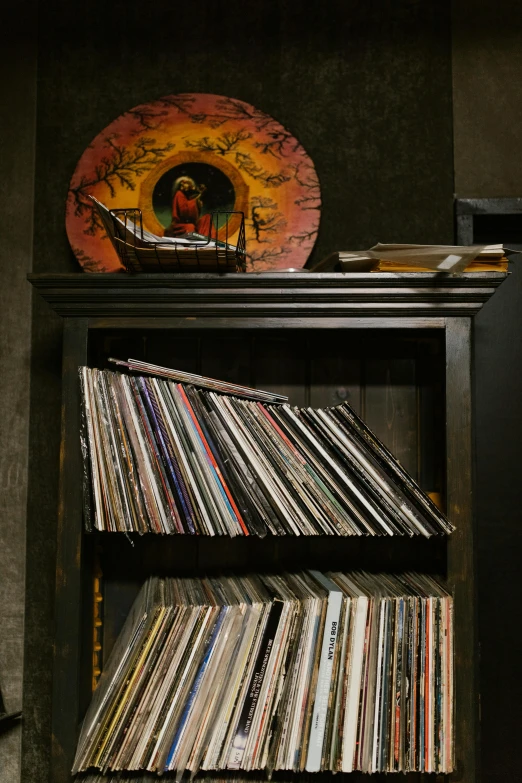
[80,362,453,537]
[77,776,367,783]
[73,571,454,776]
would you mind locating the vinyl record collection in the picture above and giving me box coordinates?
[80,363,453,537]
[77,776,363,783]
[73,571,454,776]
[77,778,316,783]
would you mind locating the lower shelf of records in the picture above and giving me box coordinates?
[74,571,453,776]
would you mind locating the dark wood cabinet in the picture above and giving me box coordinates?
[29,271,507,783]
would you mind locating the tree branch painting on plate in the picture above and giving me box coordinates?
[66,94,321,272]
[68,136,175,236]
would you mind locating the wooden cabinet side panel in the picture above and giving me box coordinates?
[52,318,89,783]
[445,317,477,783]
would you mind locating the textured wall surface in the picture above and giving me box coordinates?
[452,3,522,780]
[33,0,454,274]
[0,4,37,782]
[452,0,522,196]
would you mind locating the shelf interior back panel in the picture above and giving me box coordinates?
[89,328,445,492]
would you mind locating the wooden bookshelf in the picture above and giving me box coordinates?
[29,270,507,783]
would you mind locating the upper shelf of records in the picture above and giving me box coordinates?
[81,362,453,537]
[28,270,507,319]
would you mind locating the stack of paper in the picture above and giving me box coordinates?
[311,243,509,273]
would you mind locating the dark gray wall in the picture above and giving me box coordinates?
[453,0,522,197]
[0,5,37,782]
[33,0,454,274]
[452,3,522,781]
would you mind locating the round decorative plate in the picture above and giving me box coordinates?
[66,93,321,272]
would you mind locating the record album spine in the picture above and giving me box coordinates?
[227,599,284,770]
[306,581,343,772]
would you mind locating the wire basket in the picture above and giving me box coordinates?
[107,206,247,273]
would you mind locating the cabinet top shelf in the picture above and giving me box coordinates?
[28,271,507,320]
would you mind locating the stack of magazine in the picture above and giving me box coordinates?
[80,362,453,537]
[73,570,454,776]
